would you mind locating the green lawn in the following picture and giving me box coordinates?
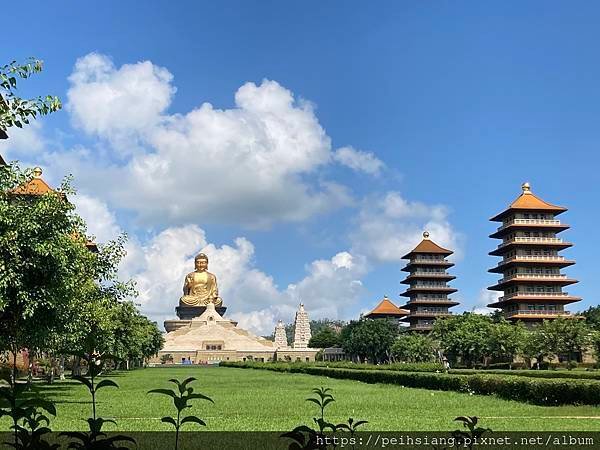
[2,367,600,431]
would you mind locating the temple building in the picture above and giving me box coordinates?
[487,182,580,324]
[364,296,408,320]
[158,255,318,363]
[292,304,311,349]
[399,232,458,331]
[274,320,289,349]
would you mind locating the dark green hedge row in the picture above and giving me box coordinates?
[220,361,600,406]
[313,361,444,372]
[251,360,600,381]
[450,368,600,380]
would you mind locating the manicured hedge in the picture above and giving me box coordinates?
[221,361,600,406]
[450,368,600,380]
[253,360,600,381]
[313,361,444,372]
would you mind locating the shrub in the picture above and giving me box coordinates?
[221,361,600,405]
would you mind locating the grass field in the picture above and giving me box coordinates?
[2,367,600,431]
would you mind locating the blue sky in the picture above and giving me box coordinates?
[2,1,599,333]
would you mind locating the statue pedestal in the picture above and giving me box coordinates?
[176,304,227,320]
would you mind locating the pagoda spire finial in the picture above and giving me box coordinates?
[522,182,531,194]
[33,167,43,178]
[423,231,430,239]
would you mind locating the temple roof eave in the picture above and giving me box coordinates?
[488,278,579,291]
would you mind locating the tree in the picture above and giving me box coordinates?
[390,332,437,363]
[582,306,600,331]
[488,319,527,369]
[0,58,61,138]
[339,319,398,364]
[540,317,591,368]
[308,326,339,348]
[431,313,493,368]
[521,328,553,370]
[0,164,96,383]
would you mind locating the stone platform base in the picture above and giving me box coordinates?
[164,319,191,333]
[176,305,227,320]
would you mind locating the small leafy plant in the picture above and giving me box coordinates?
[60,353,135,449]
[451,416,491,450]
[0,383,58,450]
[148,377,214,450]
[282,387,368,450]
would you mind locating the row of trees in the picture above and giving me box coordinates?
[0,59,162,382]
[309,311,600,369]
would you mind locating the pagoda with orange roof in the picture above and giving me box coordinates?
[364,296,408,320]
[487,183,580,324]
[399,232,458,331]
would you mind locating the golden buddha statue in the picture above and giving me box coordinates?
[180,253,223,307]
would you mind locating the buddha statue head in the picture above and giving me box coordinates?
[194,253,209,272]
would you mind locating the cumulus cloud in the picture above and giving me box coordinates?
[350,191,462,263]
[68,196,368,335]
[0,121,45,160]
[333,146,384,175]
[65,54,353,227]
[473,289,500,315]
[67,53,175,153]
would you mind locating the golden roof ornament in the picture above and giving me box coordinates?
[33,167,43,178]
[522,182,531,194]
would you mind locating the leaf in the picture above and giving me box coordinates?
[180,415,207,427]
[20,398,56,416]
[174,396,188,412]
[72,376,93,392]
[161,416,177,428]
[322,398,335,408]
[147,388,177,398]
[186,392,214,403]
[305,398,322,408]
[96,379,119,391]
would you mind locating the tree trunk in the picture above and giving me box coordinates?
[59,356,65,381]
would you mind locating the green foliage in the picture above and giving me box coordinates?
[308,326,340,349]
[282,387,367,449]
[0,164,98,380]
[390,332,438,363]
[224,361,600,406]
[432,313,493,368]
[487,319,527,369]
[0,59,61,135]
[539,318,591,367]
[339,319,398,363]
[582,305,600,331]
[0,383,57,449]
[61,353,134,449]
[148,377,214,450]
[452,416,491,450]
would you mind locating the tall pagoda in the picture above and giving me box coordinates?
[399,232,458,331]
[487,182,580,324]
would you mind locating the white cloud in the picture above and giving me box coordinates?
[350,191,462,263]
[333,146,384,175]
[0,121,45,160]
[65,54,353,227]
[67,53,175,153]
[71,194,122,243]
[473,289,500,315]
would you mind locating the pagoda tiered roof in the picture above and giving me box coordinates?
[364,296,408,319]
[401,235,453,259]
[490,183,567,222]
